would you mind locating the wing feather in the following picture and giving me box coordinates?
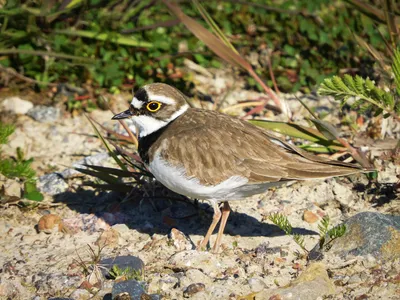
[153,108,363,186]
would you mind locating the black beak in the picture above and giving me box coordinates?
[112,109,133,120]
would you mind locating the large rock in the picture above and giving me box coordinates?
[27,105,60,123]
[1,97,33,114]
[100,256,145,279]
[255,263,335,300]
[111,280,145,300]
[316,212,400,260]
[38,173,68,195]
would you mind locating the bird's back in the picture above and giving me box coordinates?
[143,108,363,190]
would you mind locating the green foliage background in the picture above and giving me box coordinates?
[0,0,387,93]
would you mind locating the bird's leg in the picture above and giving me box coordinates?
[197,201,222,251]
[212,202,231,253]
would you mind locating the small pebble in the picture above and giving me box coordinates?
[37,214,63,234]
[95,228,120,248]
[169,228,194,251]
[303,210,319,223]
[1,97,33,114]
[183,283,205,298]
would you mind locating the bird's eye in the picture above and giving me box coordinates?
[146,101,162,112]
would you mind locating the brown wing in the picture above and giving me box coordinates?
[152,108,364,186]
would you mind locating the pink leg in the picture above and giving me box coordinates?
[197,201,221,251]
[212,202,231,253]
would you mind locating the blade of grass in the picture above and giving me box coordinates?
[298,145,339,153]
[383,0,400,46]
[0,49,93,62]
[82,182,134,193]
[75,167,119,184]
[54,29,153,48]
[307,118,340,141]
[248,120,345,150]
[344,0,388,24]
[84,114,127,171]
[294,96,373,168]
[82,164,135,177]
[192,0,284,111]
[162,0,289,117]
[192,0,238,53]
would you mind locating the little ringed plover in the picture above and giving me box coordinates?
[112,83,365,253]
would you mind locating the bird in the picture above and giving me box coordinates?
[112,83,365,253]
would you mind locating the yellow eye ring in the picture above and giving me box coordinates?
[146,101,162,112]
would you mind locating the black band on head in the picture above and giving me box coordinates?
[135,88,149,103]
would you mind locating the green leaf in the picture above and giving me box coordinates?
[24,181,37,194]
[0,122,15,144]
[24,191,44,201]
[23,182,44,201]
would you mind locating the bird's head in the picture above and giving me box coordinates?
[112,83,189,137]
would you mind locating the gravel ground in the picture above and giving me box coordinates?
[0,70,399,299]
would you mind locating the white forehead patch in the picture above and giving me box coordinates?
[131,97,143,109]
[146,92,176,105]
[131,103,189,138]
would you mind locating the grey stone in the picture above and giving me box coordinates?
[111,280,145,300]
[1,97,33,114]
[100,256,144,279]
[34,273,80,295]
[112,224,131,236]
[38,173,68,195]
[27,105,60,123]
[83,152,110,166]
[168,228,194,251]
[316,212,400,260]
[157,275,179,293]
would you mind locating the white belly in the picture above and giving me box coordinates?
[148,153,280,201]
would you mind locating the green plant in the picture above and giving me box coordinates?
[268,212,308,253]
[319,73,400,120]
[74,244,106,284]
[268,213,347,256]
[319,0,400,121]
[317,216,347,250]
[108,265,143,281]
[0,121,43,202]
[0,0,388,95]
